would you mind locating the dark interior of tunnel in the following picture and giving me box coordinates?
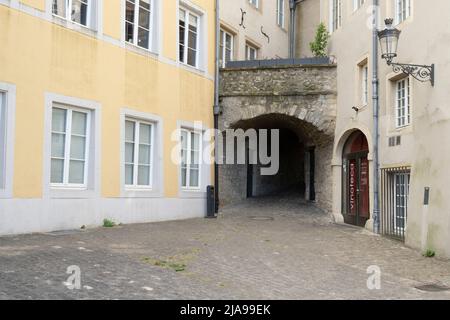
[231,114,316,200]
[249,128,306,198]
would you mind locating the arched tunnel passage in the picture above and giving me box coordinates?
[219,113,334,213]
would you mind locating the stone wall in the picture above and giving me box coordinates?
[219,64,337,213]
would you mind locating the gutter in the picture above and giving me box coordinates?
[289,0,305,58]
[213,0,220,213]
[372,0,381,233]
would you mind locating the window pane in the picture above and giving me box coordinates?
[51,159,65,183]
[189,168,199,187]
[138,165,150,185]
[125,0,136,44]
[179,9,186,22]
[125,164,134,185]
[71,0,88,26]
[181,131,188,150]
[139,123,152,144]
[225,33,232,50]
[138,27,150,48]
[51,133,66,158]
[69,160,85,184]
[126,0,135,22]
[71,111,87,136]
[139,0,150,11]
[187,49,196,66]
[189,14,198,28]
[191,132,200,150]
[126,22,134,43]
[139,144,151,165]
[125,142,135,163]
[139,2,150,29]
[52,108,67,132]
[52,0,67,17]
[188,30,197,50]
[181,167,187,187]
[70,136,86,160]
[125,120,136,141]
[179,10,186,62]
[191,150,199,165]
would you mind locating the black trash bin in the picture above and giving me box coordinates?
[206,185,216,218]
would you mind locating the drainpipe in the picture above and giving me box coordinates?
[372,0,380,233]
[289,0,296,58]
[289,0,306,59]
[213,0,220,213]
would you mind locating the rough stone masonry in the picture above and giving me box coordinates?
[218,63,337,213]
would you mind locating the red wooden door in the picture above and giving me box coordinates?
[343,131,370,227]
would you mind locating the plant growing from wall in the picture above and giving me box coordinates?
[309,23,330,57]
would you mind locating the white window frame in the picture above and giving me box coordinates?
[395,0,411,25]
[394,173,410,232]
[180,128,202,190]
[277,0,285,28]
[50,105,91,189]
[395,78,411,128]
[0,83,16,198]
[353,0,365,11]
[178,6,201,68]
[220,29,234,68]
[245,43,258,61]
[362,64,369,105]
[124,0,154,50]
[330,0,342,32]
[248,0,259,9]
[124,118,155,189]
[120,109,163,198]
[52,0,93,28]
[43,93,101,199]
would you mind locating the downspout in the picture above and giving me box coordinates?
[213,0,220,213]
[289,0,296,58]
[372,0,380,233]
[289,0,306,59]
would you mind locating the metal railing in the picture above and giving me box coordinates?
[381,166,411,242]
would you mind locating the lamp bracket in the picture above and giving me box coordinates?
[389,62,435,86]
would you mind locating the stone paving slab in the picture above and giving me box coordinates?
[1,198,450,300]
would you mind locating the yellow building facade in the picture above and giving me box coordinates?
[0,0,215,234]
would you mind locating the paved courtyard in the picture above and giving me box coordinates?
[1,195,450,300]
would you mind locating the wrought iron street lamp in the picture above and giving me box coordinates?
[378,18,435,86]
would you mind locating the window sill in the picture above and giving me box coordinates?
[48,187,98,199]
[0,189,13,199]
[125,42,159,59]
[178,62,206,76]
[390,124,413,135]
[122,187,163,198]
[277,25,287,33]
[51,15,98,37]
[179,188,206,199]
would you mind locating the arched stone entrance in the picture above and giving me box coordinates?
[218,63,337,213]
[341,130,370,227]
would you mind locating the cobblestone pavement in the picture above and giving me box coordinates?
[1,195,450,300]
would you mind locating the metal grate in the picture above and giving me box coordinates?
[381,167,411,242]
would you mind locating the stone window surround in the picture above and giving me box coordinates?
[0,82,16,199]
[120,108,164,198]
[43,93,101,199]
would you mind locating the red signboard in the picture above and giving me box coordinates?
[349,160,356,216]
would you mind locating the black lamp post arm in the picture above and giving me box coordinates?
[389,62,435,86]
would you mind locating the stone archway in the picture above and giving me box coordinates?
[219,63,337,213]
